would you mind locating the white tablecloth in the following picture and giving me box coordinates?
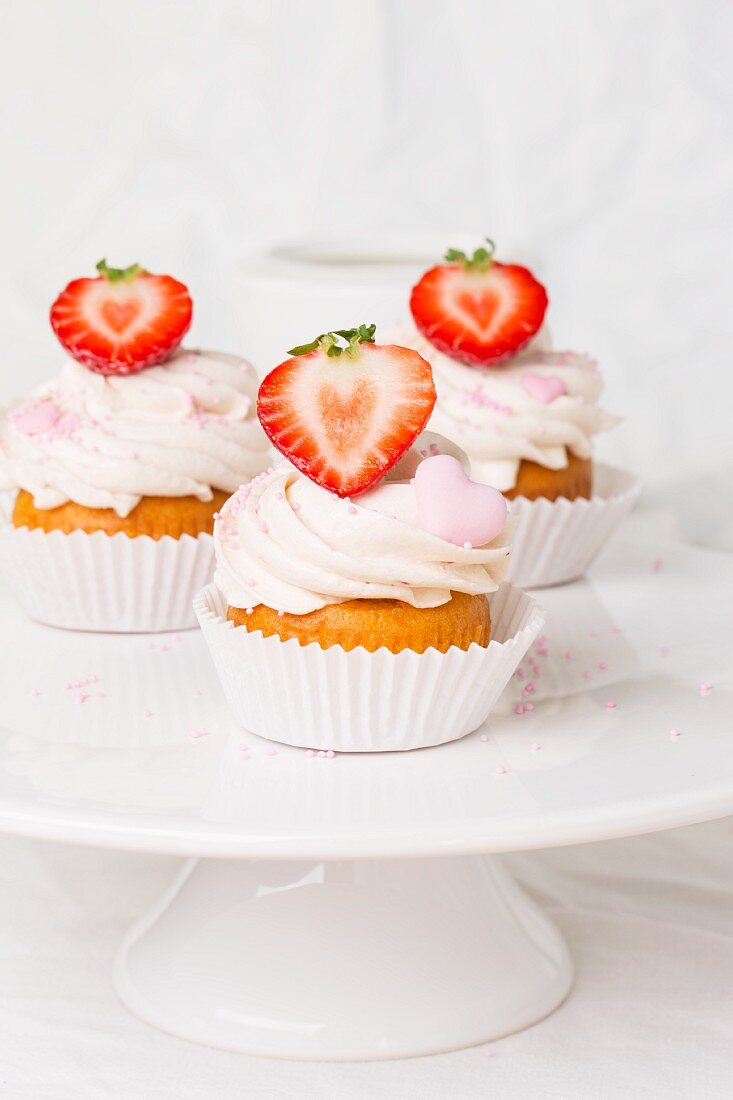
[1,818,732,1100]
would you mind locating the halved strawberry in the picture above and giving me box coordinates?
[409,241,548,367]
[50,259,193,375]
[258,326,436,497]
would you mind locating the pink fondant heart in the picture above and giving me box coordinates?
[521,373,566,404]
[414,455,508,547]
[12,400,62,435]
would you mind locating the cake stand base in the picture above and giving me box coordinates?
[114,854,573,1061]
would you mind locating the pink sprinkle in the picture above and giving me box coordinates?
[515,668,524,680]
[75,693,88,704]
[564,651,573,661]
[192,690,202,697]
[598,661,608,671]
[325,749,335,758]
[700,682,713,696]
[515,704,525,715]
[535,647,549,657]
[522,682,535,696]
[247,578,256,587]
[610,626,620,635]
[318,750,326,758]
[531,742,541,751]
[660,647,670,658]
[670,728,680,740]
[479,733,488,743]
[306,749,316,757]
[495,765,508,775]
[259,521,268,533]
[143,710,154,718]
[589,630,597,638]
[348,506,357,515]
[583,671,592,681]
[484,1051,494,1060]
[148,642,157,650]
[189,728,208,740]
[524,702,534,712]
[275,492,283,500]
[292,503,301,512]
[31,689,42,697]
[606,700,617,709]
[266,747,278,756]
[651,558,663,573]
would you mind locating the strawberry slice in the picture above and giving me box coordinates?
[410,241,548,367]
[50,259,193,375]
[258,325,436,497]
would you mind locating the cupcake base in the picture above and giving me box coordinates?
[503,453,591,502]
[195,581,544,751]
[13,489,229,540]
[227,592,491,654]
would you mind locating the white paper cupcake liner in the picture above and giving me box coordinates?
[194,582,545,752]
[0,523,216,632]
[506,464,641,589]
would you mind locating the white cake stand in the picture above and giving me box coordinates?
[0,535,731,1061]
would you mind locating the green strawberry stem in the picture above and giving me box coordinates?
[96,259,145,283]
[444,239,496,272]
[288,324,376,359]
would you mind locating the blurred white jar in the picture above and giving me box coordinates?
[239,235,475,377]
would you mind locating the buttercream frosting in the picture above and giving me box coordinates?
[214,433,512,614]
[391,327,619,491]
[0,350,271,516]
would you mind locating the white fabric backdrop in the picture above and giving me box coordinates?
[1,2,732,1096]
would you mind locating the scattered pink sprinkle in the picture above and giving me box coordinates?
[522,682,535,696]
[669,728,680,740]
[660,647,670,658]
[531,742,541,751]
[292,502,301,512]
[189,728,208,740]
[598,661,608,671]
[259,521,268,533]
[479,734,488,743]
[495,765,508,775]
[589,630,597,638]
[74,693,88,704]
[564,651,573,661]
[515,704,525,715]
[610,626,620,635]
[483,1051,494,1060]
[192,690,202,697]
[606,700,617,709]
[318,750,326,758]
[524,702,534,712]
[583,671,592,681]
[325,749,335,758]
[143,710,154,718]
[348,506,357,515]
[306,749,316,757]
[651,558,663,573]
[31,689,42,697]
[266,747,278,756]
[700,682,713,696]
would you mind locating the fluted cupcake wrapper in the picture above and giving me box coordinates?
[194,582,545,752]
[506,464,642,589]
[0,524,216,632]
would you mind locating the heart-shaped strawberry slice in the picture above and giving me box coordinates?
[414,455,508,546]
[410,241,548,367]
[257,328,436,497]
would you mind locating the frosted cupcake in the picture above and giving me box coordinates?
[0,260,270,631]
[194,326,544,751]
[398,242,640,586]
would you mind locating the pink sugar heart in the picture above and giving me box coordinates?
[12,400,62,435]
[414,455,508,547]
[521,373,566,404]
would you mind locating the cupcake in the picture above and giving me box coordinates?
[0,260,271,631]
[397,241,640,586]
[195,326,544,751]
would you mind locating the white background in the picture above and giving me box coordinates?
[1,2,732,1097]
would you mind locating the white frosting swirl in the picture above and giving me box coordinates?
[392,326,619,491]
[214,433,512,615]
[0,350,271,516]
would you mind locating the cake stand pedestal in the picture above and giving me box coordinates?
[115,854,572,1060]
[0,536,731,1060]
